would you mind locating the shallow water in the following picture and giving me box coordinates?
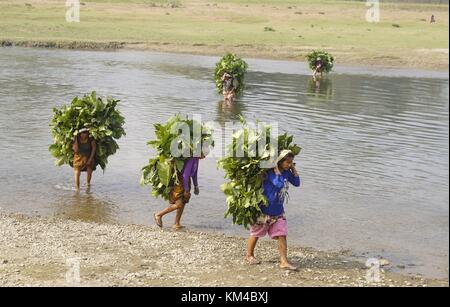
[0,47,448,279]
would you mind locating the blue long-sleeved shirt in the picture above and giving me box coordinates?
[260,169,300,216]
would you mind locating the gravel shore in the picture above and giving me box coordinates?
[0,213,447,287]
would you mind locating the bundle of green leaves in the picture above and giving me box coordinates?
[218,119,301,228]
[306,50,335,73]
[214,53,248,96]
[141,114,214,201]
[49,91,126,171]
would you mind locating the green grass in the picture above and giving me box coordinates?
[0,0,448,69]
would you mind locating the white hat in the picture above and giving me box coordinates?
[76,128,89,135]
[276,149,293,163]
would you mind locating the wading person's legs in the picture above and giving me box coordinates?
[86,167,93,187]
[74,169,81,191]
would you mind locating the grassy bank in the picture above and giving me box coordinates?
[0,0,448,70]
[0,213,448,287]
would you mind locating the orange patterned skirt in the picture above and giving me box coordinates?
[169,177,191,204]
[73,153,95,172]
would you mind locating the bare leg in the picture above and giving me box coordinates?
[173,202,186,229]
[74,169,81,191]
[278,236,297,270]
[229,92,235,103]
[86,167,93,187]
[245,236,260,264]
[223,93,227,103]
[154,199,183,227]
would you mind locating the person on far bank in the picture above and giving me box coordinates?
[72,128,97,191]
[246,150,301,271]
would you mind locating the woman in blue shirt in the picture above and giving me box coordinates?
[246,150,301,271]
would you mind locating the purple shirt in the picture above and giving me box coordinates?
[182,158,199,192]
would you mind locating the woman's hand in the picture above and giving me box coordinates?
[184,191,191,201]
[291,164,299,177]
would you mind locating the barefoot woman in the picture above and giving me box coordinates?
[72,128,97,191]
[154,155,204,230]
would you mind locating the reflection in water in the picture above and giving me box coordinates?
[53,190,118,224]
[216,99,245,126]
[307,76,333,99]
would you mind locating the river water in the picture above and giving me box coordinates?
[0,47,448,278]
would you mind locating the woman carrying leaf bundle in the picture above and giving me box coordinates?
[313,57,324,80]
[306,50,334,81]
[49,91,126,191]
[141,115,213,230]
[72,128,97,191]
[246,150,301,271]
[214,53,248,104]
[221,72,237,104]
[153,154,205,230]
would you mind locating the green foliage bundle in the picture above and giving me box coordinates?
[214,53,248,96]
[49,91,125,171]
[306,50,334,73]
[218,119,301,228]
[141,114,214,200]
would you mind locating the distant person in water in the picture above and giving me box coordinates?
[313,57,324,80]
[72,128,97,191]
[221,72,237,103]
[154,153,206,230]
[430,14,436,23]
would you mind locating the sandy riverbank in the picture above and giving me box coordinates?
[0,213,447,287]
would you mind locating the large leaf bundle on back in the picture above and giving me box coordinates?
[49,91,126,171]
[306,50,335,73]
[218,120,301,228]
[141,114,214,201]
[214,53,248,96]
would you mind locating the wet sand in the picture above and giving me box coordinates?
[0,213,447,287]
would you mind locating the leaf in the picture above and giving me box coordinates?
[175,160,185,172]
[157,159,172,187]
